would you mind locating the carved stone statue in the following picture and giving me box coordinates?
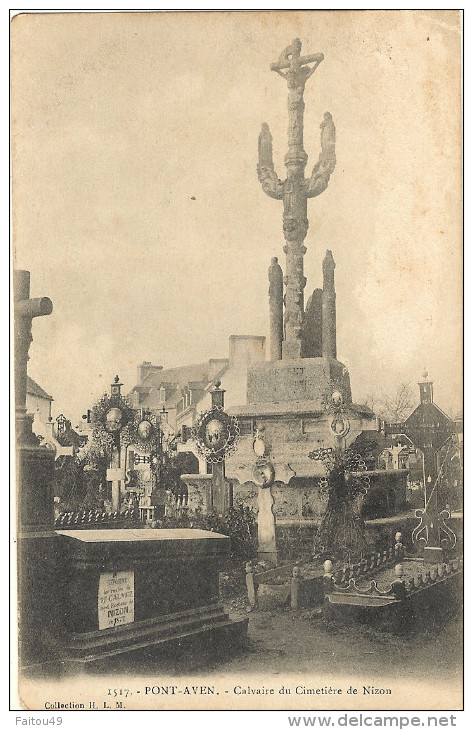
[258,39,336,360]
[268,257,284,361]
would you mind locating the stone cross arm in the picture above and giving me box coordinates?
[14,270,53,417]
[270,39,324,84]
[271,51,324,72]
[16,296,53,319]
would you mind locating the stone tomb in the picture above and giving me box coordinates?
[51,528,247,667]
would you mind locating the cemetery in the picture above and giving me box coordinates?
[14,33,462,688]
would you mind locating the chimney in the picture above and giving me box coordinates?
[229,335,266,367]
[137,362,163,383]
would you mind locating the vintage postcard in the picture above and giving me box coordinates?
[11,10,463,715]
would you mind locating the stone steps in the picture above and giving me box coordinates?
[61,603,247,664]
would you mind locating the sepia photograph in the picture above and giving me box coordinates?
[11,9,463,714]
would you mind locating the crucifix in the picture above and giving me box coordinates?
[193,382,239,515]
[258,39,336,359]
[14,270,54,531]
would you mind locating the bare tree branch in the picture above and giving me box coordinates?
[359,382,416,423]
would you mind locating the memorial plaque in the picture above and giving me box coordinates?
[98,570,134,630]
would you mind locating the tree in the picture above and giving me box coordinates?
[54,452,110,513]
[308,447,371,563]
[360,382,416,423]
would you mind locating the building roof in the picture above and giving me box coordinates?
[27,376,53,401]
[129,359,230,413]
[140,361,229,390]
[404,401,453,429]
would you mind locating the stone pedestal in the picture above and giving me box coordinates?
[46,528,247,668]
[17,424,59,668]
[247,357,352,408]
[17,440,55,532]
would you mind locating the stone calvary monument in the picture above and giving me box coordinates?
[225,41,382,562]
[249,39,349,406]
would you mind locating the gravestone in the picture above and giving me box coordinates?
[257,487,277,563]
[54,528,247,666]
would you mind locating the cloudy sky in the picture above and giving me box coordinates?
[12,10,462,424]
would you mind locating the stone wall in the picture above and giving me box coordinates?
[234,478,328,524]
[275,522,318,561]
[225,410,377,486]
[232,480,258,511]
[360,470,408,519]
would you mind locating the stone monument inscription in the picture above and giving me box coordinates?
[98,570,135,630]
[247,358,351,406]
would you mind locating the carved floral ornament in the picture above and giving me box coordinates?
[84,392,144,460]
[193,406,240,463]
[308,447,370,498]
[412,508,457,552]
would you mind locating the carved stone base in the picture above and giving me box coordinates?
[247,356,352,408]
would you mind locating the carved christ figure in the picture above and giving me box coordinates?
[271,38,324,89]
